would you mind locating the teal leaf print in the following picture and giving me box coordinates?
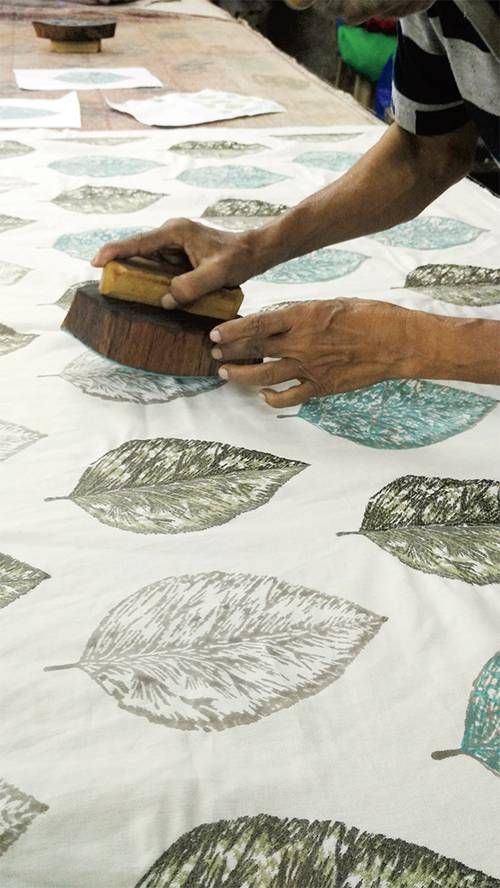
[178,165,287,189]
[294,380,497,449]
[0,140,34,158]
[202,197,288,230]
[0,106,55,120]
[56,353,224,403]
[46,438,307,534]
[0,177,31,194]
[373,216,485,250]
[135,814,498,887]
[54,71,129,85]
[54,227,143,261]
[339,475,500,585]
[274,132,362,143]
[0,214,34,234]
[51,279,96,311]
[0,261,30,286]
[403,264,500,306]
[48,156,163,178]
[52,185,164,215]
[0,420,45,462]
[433,653,499,776]
[0,779,48,857]
[258,247,366,284]
[45,571,385,731]
[169,140,267,157]
[0,323,36,358]
[0,552,49,610]
[294,150,361,172]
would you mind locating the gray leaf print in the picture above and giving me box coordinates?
[202,197,288,230]
[404,264,500,306]
[0,420,45,462]
[294,150,361,172]
[52,185,164,215]
[169,140,267,158]
[0,552,49,609]
[273,132,362,143]
[57,353,224,403]
[49,156,162,178]
[0,323,36,357]
[178,165,287,189]
[54,227,144,261]
[51,279,97,312]
[46,438,307,534]
[0,214,34,233]
[0,261,30,286]
[257,248,366,284]
[0,779,48,857]
[0,140,34,158]
[339,475,500,585]
[0,106,56,120]
[0,177,31,194]
[48,136,148,146]
[45,570,385,731]
[135,814,498,888]
[373,217,485,250]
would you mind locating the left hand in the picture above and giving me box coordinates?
[209,298,418,408]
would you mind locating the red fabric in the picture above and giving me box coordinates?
[362,16,397,34]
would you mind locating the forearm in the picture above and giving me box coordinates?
[403,312,500,385]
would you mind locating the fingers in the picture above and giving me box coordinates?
[261,380,316,408]
[211,333,287,362]
[91,219,189,267]
[219,358,299,387]
[210,309,291,345]
[169,259,228,306]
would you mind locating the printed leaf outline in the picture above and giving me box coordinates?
[135,813,498,887]
[257,247,367,284]
[54,352,225,404]
[0,779,48,857]
[0,323,36,358]
[52,185,164,215]
[50,279,97,312]
[178,165,288,189]
[0,177,31,194]
[432,652,499,776]
[169,140,267,157]
[54,227,144,261]
[0,214,34,233]
[403,264,500,306]
[273,131,363,143]
[0,260,30,286]
[46,438,308,534]
[372,216,485,250]
[294,150,361,172]
[202,197,289,230]
[54,70,129,85]
[0,420,45,462]
[293,380,497,449]
[45,570,386,731]
[0,140,34,158]
[48,136,148,146]
[48,156,163,178]
[338,475,500,585]
[0,552,49,610]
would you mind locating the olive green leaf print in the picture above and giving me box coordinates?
[0,420,45,462]
[0,779,48,857]
[257,248,367,284]
[178,166,287,189]
[0,552,49,610]
[54,227,143,261]
[50,279,96,312]
[403,264,500,306]
[45,571,385,730]
[0,261,30,286]
[294,150,361,172]
[0,323,36,357]
[293,380,497,449]
[0,140,34,158]
[169,140,267,157]
[46,438,307,533]
[54,71,129,85]
[0,106,56,120]
[54,353,224,403]
[48,156,163,178]
[373,217,484,250]
[202,197,288,231]
[339,475,500,585]
[274,132,362,143]
[433,652,499,776]
[0,214,34,233]
[135,813,497,888]
[0,177,31,193]
[52,185,164,215]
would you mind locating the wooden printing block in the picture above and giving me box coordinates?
[32,18,117,53]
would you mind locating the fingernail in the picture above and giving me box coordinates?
[211,348,222,360]
[218,367,229,380]
[161,293,178,310]
[210,329,221,343]
[259,391,267,401]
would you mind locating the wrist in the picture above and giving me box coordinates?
[402,311,500,384]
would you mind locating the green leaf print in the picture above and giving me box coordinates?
[0,261,30,286]
[0,420,45,462]
[0,140,34,158]
[294,150,361,172]
[373,217,485,250]
[294,380,497,449]
[257,247,366,284]
[0,779,48,857]
[169,140,267,157]
[45,571,385,730]
[178,165,287,189]
[0,106,55,120]
[339,475,500,585]
[51,280,97,312]
[135,814,498,887]
[54,227,143,261]
[49,156,163,178]
[52,185,164,215]
[0,214,34,233]
[46,438,307,533]
[202,197,288,230]
[403,264,500,306]
[0,552,49,609]
[0,323,36,358]
[433,652,499,776]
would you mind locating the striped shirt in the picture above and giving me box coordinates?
[393,1,500,159]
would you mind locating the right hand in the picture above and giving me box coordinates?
[91,217,261,309]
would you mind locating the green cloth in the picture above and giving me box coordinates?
[337,25,397,82]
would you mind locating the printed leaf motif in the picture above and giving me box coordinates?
[257,247,366,284]
[49,136,148,146]
[0,140,34,158]
[135,813,497,887]
[0,323,36,357]
[52,185,164,215]
[0,552,49,609]
[0,214,33,233]
[433,653,499,776]
[57,353,225,403]
[295,380,497,449]
[0,421,45,462]
[404,264,500,306]
[54,227,143,261]
[46,570,385,730]
[0,177,31,193]
[202,197,288,230]
[294,150,361,172]
[55,71,129,85]
[0,779,48,857]
[0,106,55,120]
[48,156,163,178]
[373,216,484,250]
[178,165,287,189]
[169,140,267,157]
[274,132,362,142]
[47,439,307,533]
[52,279,96,311]
[339,475,500,585]
[0,261,30,286]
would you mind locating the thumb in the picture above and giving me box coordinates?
[168,260,226,306]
